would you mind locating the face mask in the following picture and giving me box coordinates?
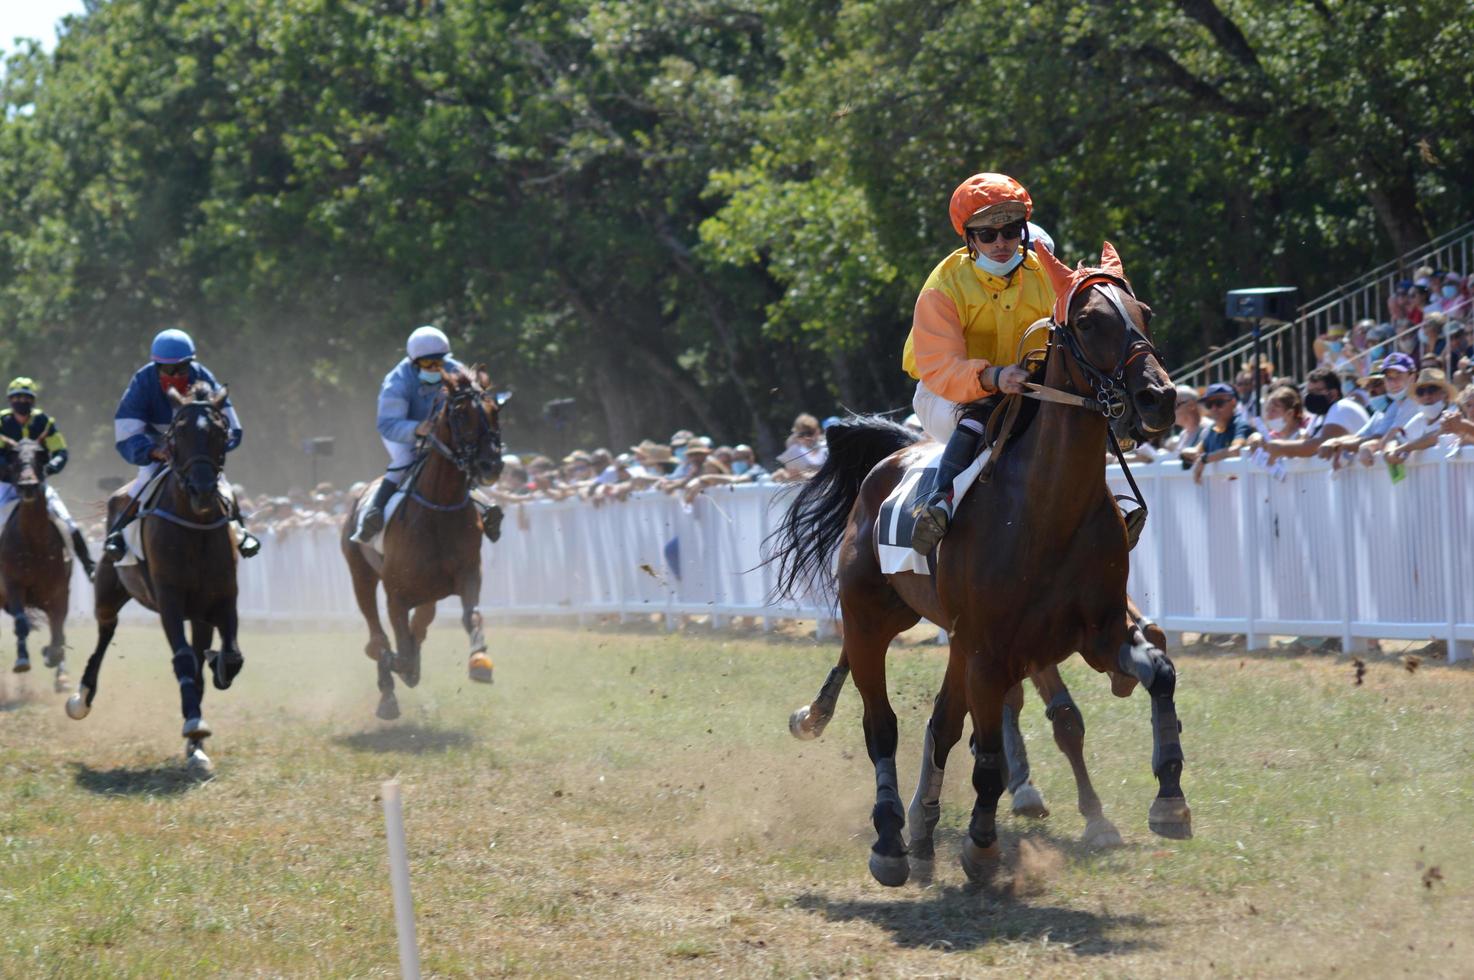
[418,369,441,384]
[1424,400,1447,417]
[731,461,750,476]
[1327,340,1343,354]
[974,248,1024,278]
[1265,415,1290,434]
[1388,384,1409,402]
[9,399,33,417]
[1442,285,1459,299]
[1304,393,1334,416]
[1368,394,1391,414]
[158,370,190,396]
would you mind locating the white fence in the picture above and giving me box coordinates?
[83,449,1473,661]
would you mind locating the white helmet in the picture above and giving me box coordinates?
[406,325,451,360]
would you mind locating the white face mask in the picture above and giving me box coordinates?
[974,248,1024,278]
[1423,399,1447,417]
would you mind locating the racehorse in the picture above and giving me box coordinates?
[66,384,244,775]
[767,243,1186,887]
[341,365,505,721]
[0,438,73,691]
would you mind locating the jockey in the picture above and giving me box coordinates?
[350,325,463,543]
[903,172,1057,553]
[0,377,96,579]
[103,328,260,561]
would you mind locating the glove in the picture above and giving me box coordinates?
[45,456,66,476]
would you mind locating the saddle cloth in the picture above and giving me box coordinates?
[874,443,991,576]
[363,486,409,557]
[119,471,238,567]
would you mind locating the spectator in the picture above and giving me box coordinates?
[1179,382,1252,484]
[1256,367,1369,461]
[1444,322,1471,376]
[1261,385,1310,438]
[1442,272,1472,320]
[1385,368,1458,463]
[1319,352,1423,466]
[773,413,828,481]
[1436,385,1474,448]
[1388,281,1420,334]
[1163,384,1205,456]
[1419,313,1448,361]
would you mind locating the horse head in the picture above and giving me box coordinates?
[166,383,231,517]
[1035,242,1176,442]
[3,437,48,502]
[433,364,507,486]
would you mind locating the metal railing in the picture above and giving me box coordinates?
[1175,219,1474,390]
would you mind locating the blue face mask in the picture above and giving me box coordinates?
[418,369,441,384]
[1327,340,1343,354]
[974,248,1024,278]
[731,461,750,476]
[1368,394,1391,414]
[1442,285,1459,299]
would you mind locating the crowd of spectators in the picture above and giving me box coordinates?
[1131,263,1474,481]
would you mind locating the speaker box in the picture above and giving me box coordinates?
[1225,287,1299,322]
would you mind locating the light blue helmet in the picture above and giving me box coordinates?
[406,325,451,361]
[150,328,196,364]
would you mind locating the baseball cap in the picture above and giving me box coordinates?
[1380,352,1416,375]
[1198,382,1236,402]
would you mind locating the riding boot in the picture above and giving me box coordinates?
[233,504,261,558]
[71,529,96,581]
[351,479,399,544]
[103,499,141,562]
[480,502,504,544]
[910,420,984,554]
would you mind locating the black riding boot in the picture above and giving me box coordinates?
[480,503,504,544]
[232,500,261,558]
[70,529,96,581]
[103,507,137,562]
[351,479,399,544]
[910,420,984,554]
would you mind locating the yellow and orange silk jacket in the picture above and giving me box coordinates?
[901,247,1056,403]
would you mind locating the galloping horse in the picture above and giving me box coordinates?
[342,365,505,721]
[0,438,73,691]
[67,384,244,775]
[768,243,1186,887]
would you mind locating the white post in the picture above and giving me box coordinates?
[1239,463,1260,651]
[1435,456,1467,662]
[380,780,422,980]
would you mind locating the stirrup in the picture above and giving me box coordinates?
[909,493,952,554]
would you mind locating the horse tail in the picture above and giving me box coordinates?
[764,414,920,602]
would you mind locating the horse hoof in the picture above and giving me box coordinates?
[1083,816,1124,849]
[182,717,213,741]
[13,655,30,673]
[377,696,401,721]
[1011,783,1050,819]
[65,686,91,720]
[788,705,825,740]
[868,849,910,888]
[1148,797,1194,840]
[208,650,245,691]
[185,743,214,777]
[43,646,63,669]
[468,653,494,684]
[364,639,387,662]
[960,838,1002,883]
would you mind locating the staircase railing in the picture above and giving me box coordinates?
[1174,219,1474,390]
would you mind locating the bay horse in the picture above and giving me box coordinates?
[66,384,244,776]
[341,365,505,721]
[0,437,73,691]
[768,243,1186,887]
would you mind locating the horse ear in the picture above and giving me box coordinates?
[475,363,491,390]
[1033,240,1075,304]
[1100,241,1125,277]
[211,385,229,408]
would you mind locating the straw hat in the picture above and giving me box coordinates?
[1414,368,1457,401]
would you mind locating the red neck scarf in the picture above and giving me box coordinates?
[158,368,190,397]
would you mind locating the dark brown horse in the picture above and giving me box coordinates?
[67,384,243,776]
[0,438,73,690]
[768,243,1186,887]
[342,365,505,721]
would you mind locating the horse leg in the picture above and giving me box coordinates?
[159,597,208,741]
[386,593,420,689]
[68,562,130,720]
[1003,679,1048,818]
[344,540,390,662]
[788,650,849,740]
[44,592,69,692]
[906,653,967,884]
[459,569,492,684]
[961,661,1010,883]
[1032,666,1122,848]
[1117,624,1192,839]
[10,597,31,673]
[206,604,245,691]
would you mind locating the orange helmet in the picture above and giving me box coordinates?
[948,173,1032,237]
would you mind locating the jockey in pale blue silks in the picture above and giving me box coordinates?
[350,325,464,543]
[102,328,260,561]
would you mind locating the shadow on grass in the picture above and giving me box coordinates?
[71,762,204,797]
[333,723,477,755]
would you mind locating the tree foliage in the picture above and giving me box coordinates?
[0,0,1469,489]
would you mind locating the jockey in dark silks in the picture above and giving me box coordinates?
[0,377,96,579]
[102,329,261,562]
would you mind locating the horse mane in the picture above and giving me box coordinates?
[442,365,477,390]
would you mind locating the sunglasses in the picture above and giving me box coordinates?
[1415,385,1444,397]
[157,362,190,376]
[969,221,1026,244]
[1203,398,1232,408]
[415,357,445,369]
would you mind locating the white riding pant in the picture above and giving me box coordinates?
[125,462,234,505]
[0,483,78,532]
[912,381,962,442]
[382,437,416,485]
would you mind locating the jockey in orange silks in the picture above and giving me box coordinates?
[902,173,1057,553]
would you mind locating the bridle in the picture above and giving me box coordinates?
[165,401,228,482]
[422,384,501,477]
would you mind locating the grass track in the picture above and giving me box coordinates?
[1,623,1471,977]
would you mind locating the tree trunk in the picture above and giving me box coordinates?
[1363,164,1431,260]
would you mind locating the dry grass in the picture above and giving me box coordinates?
[1,622,1471,977]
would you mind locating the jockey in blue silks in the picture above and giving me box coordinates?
[102,328,260,561]
[350,325,464,543]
